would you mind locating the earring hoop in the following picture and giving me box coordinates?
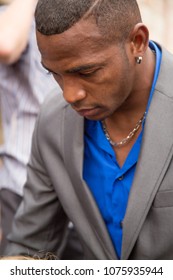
[135,56,143,64]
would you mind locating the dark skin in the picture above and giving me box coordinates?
[36,18,155,166]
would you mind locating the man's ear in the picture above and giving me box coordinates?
[129,23,149,57]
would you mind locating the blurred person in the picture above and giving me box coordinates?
[0,0,37,64]
[0,0,58,254]
[5,0,173,260]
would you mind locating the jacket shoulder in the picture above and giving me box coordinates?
[33,88,69,146]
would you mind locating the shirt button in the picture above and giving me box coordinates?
[118,175,124,181]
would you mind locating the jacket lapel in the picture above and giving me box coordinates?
[63,105,117,259]
[122,46,173,259]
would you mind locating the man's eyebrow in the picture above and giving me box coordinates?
[66,64,99,74]
[41,62,101,74]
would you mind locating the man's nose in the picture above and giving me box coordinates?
[63,77,86,104]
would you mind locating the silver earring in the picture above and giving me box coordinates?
[135,56,143,64]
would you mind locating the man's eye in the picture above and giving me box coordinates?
[79,73,92,77]
[79,69,98,77]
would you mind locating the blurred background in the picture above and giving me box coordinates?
[137,0,173,52]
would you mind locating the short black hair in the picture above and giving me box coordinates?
[35,0,142,42]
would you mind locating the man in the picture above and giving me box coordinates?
[5,0,173,259]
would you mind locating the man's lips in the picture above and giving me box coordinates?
[74,107,101,117]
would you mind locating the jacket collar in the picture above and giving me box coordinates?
[63,106,117,259]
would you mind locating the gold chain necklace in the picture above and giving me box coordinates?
[102,112,146,148]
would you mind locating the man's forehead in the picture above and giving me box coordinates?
[36,18,122,74]
[36,33,117,66]
[36,18,109,49]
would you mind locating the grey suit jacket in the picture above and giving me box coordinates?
[6,45,173,259]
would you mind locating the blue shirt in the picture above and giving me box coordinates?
[83,41,162,258]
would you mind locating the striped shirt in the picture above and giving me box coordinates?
[0,21,60,195]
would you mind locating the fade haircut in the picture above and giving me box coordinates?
[35,0,142,42]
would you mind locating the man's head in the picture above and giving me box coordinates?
[35,0,150,121]
[35,0,142,43]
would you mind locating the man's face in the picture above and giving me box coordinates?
[37,19,135,120]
